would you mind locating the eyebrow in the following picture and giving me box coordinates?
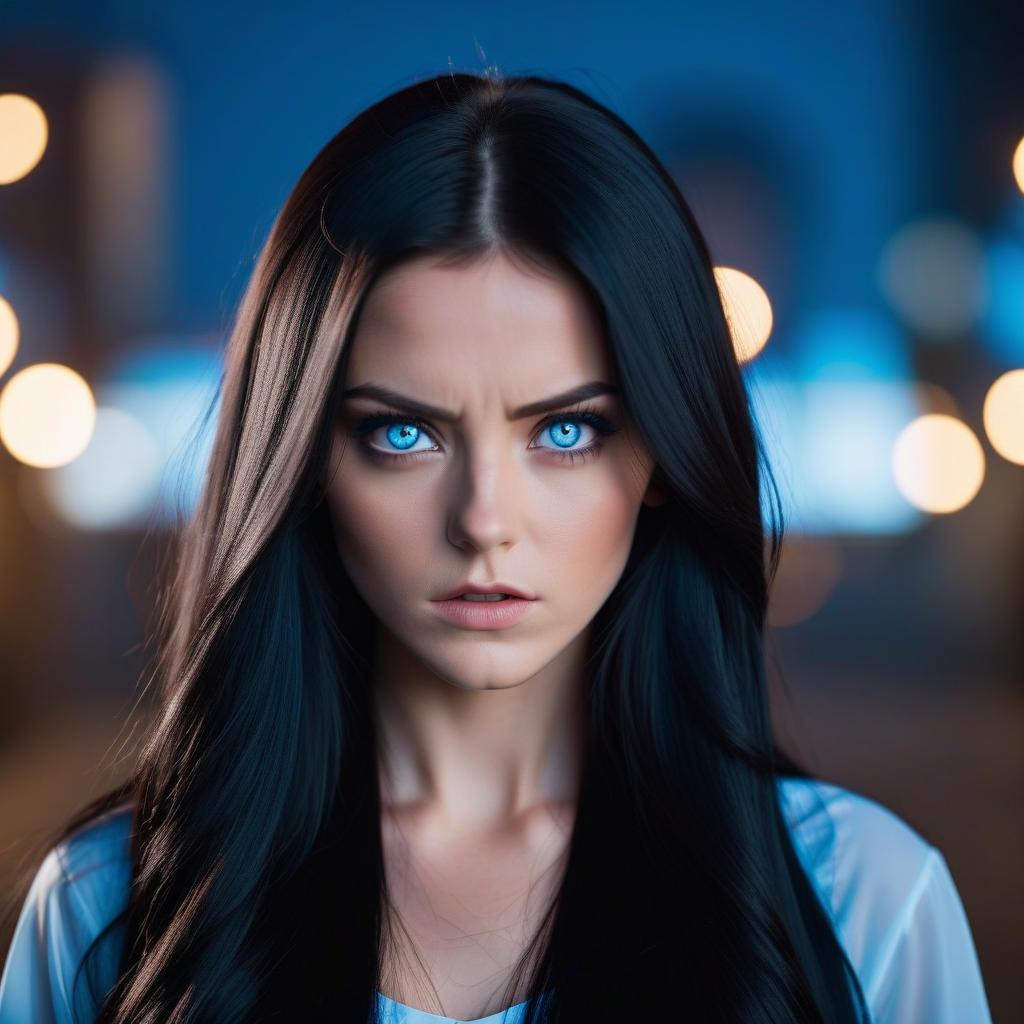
[340,381,621,421]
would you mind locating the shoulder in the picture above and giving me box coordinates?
[0,803,134,1024]
[56,801,135,909]
[776,774,935,924]
[775,775,992,1023]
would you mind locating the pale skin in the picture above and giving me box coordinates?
[324,249,665,1021]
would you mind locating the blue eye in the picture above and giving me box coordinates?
[541,420,583,449]
[384,422,429,451]
[529,412,618,464]
[349,405,620,466]
[350,417,440,460]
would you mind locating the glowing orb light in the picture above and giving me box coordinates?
[714,266,773,363]
[0,94,48,184]
[983,368,1024,465]
[891,414,985,514]
[0,362,96,467]
[1013,136,1024,195]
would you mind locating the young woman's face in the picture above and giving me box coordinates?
[325,249,659,692]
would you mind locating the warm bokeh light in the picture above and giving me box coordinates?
[0,363,96,468]
[0,93,49,185]
[714,265,773,362]
[0,295,18,377]
[1014,136,1024,195]
[891,413,985,514]
[983,368,1024,465]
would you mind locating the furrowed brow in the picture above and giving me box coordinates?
[341,381,620,422]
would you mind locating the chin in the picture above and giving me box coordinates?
[425,648,545,692]
[437,663,535,692]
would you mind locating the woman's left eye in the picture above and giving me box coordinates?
[530,415,606,461]
[350,408,620,466]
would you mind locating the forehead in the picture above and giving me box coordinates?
[345,251,613,401]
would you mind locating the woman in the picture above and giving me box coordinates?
[0,70,992,1024]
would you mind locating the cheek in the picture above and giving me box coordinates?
[325,443,436,603]
[537,466,643,603]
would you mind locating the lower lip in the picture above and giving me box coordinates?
[430,596,536,630]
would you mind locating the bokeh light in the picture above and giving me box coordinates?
[40,406,162,529]
[790,307,912,381]
[745,358,922,535]
[714,265,773,363]
[891,413,985,514]
[878,218,986,338]
[0,294,18,376]
[101,342,223,522]
[748,309,921,534]
[983,368,1024,465]
[0,363,96,467]
[1014,136,1024,195]
[0,93,49,185]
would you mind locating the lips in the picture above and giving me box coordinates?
[435,581,536,601]
[430,594,536,630]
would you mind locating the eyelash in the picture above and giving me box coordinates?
[348,402,621,467]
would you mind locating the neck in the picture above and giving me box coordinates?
[372,625,588,831]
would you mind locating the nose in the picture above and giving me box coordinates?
[445,439,521,554]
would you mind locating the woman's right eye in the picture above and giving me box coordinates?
[350,415,441,463]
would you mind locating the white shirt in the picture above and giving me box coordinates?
[0,776,994,1023]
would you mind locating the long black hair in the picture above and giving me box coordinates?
[8,69,869,1023]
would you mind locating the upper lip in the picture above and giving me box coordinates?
[435,581,536,601]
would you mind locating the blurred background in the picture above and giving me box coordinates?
[0,0,1021,1017]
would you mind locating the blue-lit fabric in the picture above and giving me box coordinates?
[0,777,993,1023]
